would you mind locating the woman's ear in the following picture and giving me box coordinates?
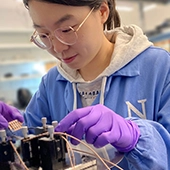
[99,1,109,24]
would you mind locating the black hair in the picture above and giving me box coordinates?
[23,0,121,30]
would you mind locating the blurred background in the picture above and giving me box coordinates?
[1,0,170,107]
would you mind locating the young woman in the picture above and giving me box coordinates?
[1,0,170,169]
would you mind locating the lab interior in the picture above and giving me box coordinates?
[0,0,170,169]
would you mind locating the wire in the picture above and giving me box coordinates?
[9,141,29,170]
[9,129,123,170]
[60,135,76,168]
[54,132,123,170]
[22,132,48,142]
[72,148,123,170]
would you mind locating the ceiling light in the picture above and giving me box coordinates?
[144,4,157,11]
[116,6,133,12]
[15,0,23,2]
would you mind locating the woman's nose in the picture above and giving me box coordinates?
[51,36,69,53]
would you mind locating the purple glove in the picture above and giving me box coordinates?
[55,104,140,152]
[0,101,24,129]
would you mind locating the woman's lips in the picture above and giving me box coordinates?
[62,55,77,64]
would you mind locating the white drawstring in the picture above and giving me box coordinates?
[72,83,77,110]
[100,76,107,105]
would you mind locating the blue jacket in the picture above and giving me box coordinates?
[24,25,170,169]
[24,46,170,169]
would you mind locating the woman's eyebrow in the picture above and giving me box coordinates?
[33,14,75,28]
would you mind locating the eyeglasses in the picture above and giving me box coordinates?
[30,7,94,50]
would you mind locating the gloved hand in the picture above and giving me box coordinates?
[0,101,24,129]
[55,104,140,152]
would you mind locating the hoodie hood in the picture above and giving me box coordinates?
[57,24,153,83]
[103,24,153,77]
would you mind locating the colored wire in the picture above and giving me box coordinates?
[72,148,123,170]
[9,141,29,170]
[9,128,123,169]
[54,132,122,170]
[60,135,76,168]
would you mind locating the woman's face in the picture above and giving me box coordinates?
[28,0,109,72]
